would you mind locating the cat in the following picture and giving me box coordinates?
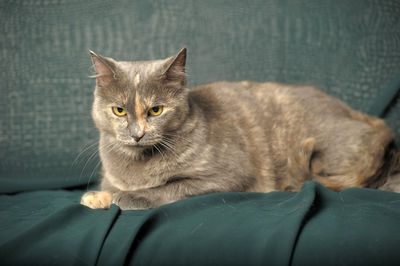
[80,47,400,210]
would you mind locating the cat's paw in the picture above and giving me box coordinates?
[81,191,112,209]
[112,191,153,210]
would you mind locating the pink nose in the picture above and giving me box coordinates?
[132,131,144,142]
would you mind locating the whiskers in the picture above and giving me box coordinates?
[72,141,98,166]
[152,133,193,164]
[72,140,120,190]
[152,139,176,173]
[163,133,193,146]
[158,138,180,159]
[72,133,193,190]
[72,140,99,182]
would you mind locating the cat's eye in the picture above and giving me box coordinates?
[148,106,163,116]
[112,106,127,117]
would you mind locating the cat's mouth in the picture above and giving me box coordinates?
[117,136,161,148]
[119,140,150,148]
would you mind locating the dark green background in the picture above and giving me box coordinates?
[0,1,400,265]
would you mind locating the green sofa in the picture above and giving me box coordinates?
[1,0,399,265]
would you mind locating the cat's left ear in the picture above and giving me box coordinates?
[89,51,118,86]
[161,47,187,87]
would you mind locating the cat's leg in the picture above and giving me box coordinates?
[310,148,386,191]
[314,146,399,191]
[285,139,376,192]
[112,178,229,210]
[112,192,154,210]
[285,133,393,192]
[282,136,364,192]
[81,191,113,209]
[310,119,395,191]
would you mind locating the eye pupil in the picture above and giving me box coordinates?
[148,106,163,116]
[112,106,127,116]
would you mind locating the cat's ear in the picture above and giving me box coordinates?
[89,51,117,86]
[161,47,187,87]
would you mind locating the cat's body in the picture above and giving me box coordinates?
[81,48,400,210]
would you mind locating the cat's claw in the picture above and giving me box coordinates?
[81,191,112,209]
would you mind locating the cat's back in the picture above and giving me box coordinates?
[191,80,320,105]
[189,80,279,112]
[190,80,358,120]
[190,80,278,101]
[189,80,337,119]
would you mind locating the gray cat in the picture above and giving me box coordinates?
[81,47,400,210]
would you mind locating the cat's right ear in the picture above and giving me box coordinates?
[89,51,117,86]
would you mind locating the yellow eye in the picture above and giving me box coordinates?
[148,106,163,116]
[112,106,127,117]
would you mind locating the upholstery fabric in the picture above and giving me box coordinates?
[1,182,399,265]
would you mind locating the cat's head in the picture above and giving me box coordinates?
[90,48,189,150]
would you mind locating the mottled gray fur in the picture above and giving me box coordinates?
[81,48,400,210]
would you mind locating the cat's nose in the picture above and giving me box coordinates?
[132,131,145,142]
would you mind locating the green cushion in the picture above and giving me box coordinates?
[1,0,399,192]
[1,182,399,265]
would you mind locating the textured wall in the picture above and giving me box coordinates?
[0,0,399,191]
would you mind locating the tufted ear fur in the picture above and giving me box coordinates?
[161,47,187,88]
[89,51,117,86]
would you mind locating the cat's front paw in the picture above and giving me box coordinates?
[81,191,112,209]
[112,191,153,210]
